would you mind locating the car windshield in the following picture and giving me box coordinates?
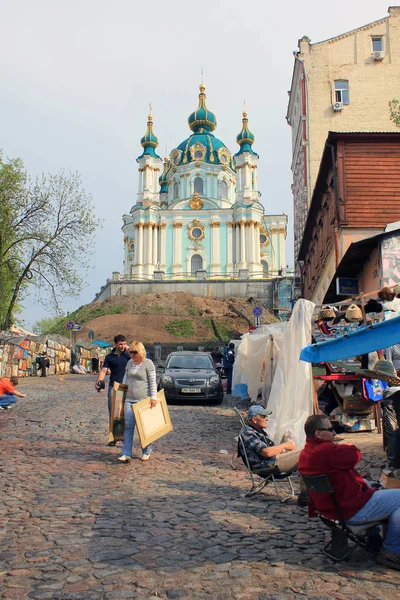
[167,355,213,370]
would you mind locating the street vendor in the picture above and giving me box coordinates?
[299,414,400,572]
[241,405,309,507]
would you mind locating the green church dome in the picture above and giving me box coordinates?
[138,111,160,159]
[188,84,217,133]
[174,132,233,168]
[236,111,257,155]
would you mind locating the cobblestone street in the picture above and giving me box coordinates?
[1,375,400,599]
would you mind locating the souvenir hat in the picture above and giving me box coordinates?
[318,306,336,321]
[333,359,400,386]
[247,405,272,419]
[370,360,400,386]
[345,304,363,322]
[393,283,400,297]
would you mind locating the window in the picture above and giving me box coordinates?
[191,254,203,275]
[260,233,268,245]
[261,260,269,275]
[194,177,204,194]
[194,150,203,159]
[372,36,383,52]
[220,180,228,199]
[334,80,349,105]
[173,181,179,199]
[191,227,203,239]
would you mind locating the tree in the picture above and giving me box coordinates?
[0,154,100,330]
[389,99,400,128]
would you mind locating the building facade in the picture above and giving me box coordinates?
[298,132,400,303]
[122,84,287,281]
[286,6,400,269]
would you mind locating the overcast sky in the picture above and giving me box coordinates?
[0,0,393,329]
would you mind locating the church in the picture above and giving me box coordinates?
[121,84,287,282]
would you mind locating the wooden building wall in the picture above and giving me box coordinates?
[299,134,400,300]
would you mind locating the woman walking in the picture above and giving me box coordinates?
[118,341,157,463]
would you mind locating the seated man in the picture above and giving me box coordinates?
[0,377,26,410]
[240,405,308,505]
[299,414,400,571]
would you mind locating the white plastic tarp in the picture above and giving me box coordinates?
[266,299,315,448]
[232,324,286,404]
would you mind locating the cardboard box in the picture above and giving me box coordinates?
[381,473,400,489]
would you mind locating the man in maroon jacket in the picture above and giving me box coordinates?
[299,414,400,571]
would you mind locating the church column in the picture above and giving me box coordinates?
[172,222,183,276]
[271,227,278,272]
[138,169,143,193]
[239,221,246,267]
[278,227,286,270]
[234,223,240,271]
[160,223,167,271]
[255,222,261,269]
[249,220,255,264]
[227,222,233,276]
[152,224,158,266]
[132,222,144,278]
[210,221,220,277]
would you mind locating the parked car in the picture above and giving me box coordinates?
[158,351,224,404]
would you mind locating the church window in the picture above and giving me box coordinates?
[220,180,228,199]
[173,181,179,199]
[194,177,204,195]
[252,172,255,190]
[191,254,203,274]
[261,260,269,276]
[260,233,268,245]
[191,227,203,239]
[129,243,135,252]
[334,80,349,105]
[194,150,203,159]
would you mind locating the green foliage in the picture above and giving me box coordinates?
[164,319,194,338]
[389,99,400,128]
[153,305,164,313]
[33,304,125,336]
[186,307,196,316]
[0,152,100,330]
[203,318,234,341]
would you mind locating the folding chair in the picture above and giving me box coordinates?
[231,409,295,501]
[301,473,386,561]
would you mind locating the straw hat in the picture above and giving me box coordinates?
[334,359,400,386]
[318,306,337,321]
[345,304,363,323]
[393,283,400,297]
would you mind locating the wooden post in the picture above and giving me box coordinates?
[360,292,367,326]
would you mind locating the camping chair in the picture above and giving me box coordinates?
[230,407,249,469]
[231,409,295,501]
[300,473,386,561]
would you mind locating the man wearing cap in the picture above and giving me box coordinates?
[299,414,400,572]
[240,405,307,505]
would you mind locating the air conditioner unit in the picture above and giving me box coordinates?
[373,50,384,60]
[333,101,343,112]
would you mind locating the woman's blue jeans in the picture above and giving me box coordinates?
[121,400,152,458]
[347,489,400,554]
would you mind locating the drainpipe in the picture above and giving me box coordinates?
[327,142,340,268]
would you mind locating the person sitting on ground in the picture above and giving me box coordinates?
[0,377,26,411]
[298,414,400,572]
[240,405,308,506]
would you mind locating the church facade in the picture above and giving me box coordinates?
[122,84,287,281]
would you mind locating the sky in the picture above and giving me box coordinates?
[0,0,393,329]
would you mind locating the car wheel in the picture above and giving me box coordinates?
[213,396,224,405]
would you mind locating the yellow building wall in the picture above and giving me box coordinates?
[299,7,400,194]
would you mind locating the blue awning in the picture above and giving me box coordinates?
[91,339,113,348]
[300,315,400,363]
